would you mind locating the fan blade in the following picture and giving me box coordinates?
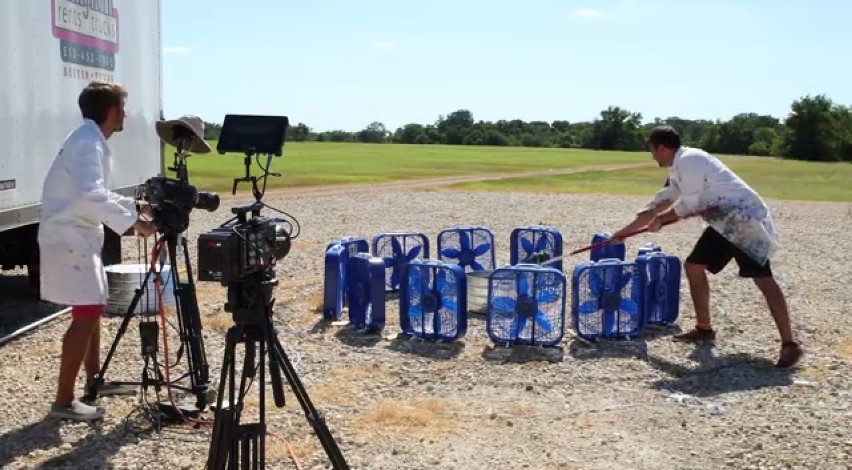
[471,261,485,271]
[390,268,400,289]
[459,231,471,250]
[588,271,605,296]
[491,296,517,312]
[578,300,600,314]
[534,312,554,334]
[521,237,534,253]
[406,244,422,261]
[518,274,530,296]
[383,256,395,267]
[473,243,491,256]
[536,289,561,304]
[620,299,639,316]
[534,235,549,252]
[437,270,456,296]
[391,237,403,256]
[441,248,461,259]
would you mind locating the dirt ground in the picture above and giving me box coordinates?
[0,183,849,470]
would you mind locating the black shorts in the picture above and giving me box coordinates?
[685,227,773,278]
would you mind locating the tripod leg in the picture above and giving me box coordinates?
[206,325,240,470]
[166,235,211,410]
[85,239,166,402]
[267,324,350,470]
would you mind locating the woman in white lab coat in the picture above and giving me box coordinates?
[39,81,157,421]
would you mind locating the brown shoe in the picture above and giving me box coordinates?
[776,342,803,369]
[673,327,716,342]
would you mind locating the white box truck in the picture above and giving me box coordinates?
[0,0,163,292]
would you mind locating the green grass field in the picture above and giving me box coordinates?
[448,154,852,202]
[168,142,851,202]
[167,142,647,192]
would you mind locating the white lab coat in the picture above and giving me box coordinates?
[37,119,139,305]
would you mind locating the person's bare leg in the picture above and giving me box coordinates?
[83,319,101,381]
[685,261,712,329]
[753,276,802,368]
[55,317,98,406]
[753,277,794,343]
[674,261,716,341]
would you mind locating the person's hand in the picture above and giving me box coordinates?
[137,201,154,220]
[133,220,157,238]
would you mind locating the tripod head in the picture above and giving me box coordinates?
[169,125,198,183]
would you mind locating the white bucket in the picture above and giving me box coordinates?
[105,263,177,315]
[466,270,492,314]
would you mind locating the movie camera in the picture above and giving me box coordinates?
[137,122,221,234]
[196,114,348,469]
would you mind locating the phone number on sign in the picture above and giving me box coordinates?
[61,41,115,70]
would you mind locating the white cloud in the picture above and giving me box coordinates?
[573,8,603,18]
[163,46,191,54]
[372,42,395,50]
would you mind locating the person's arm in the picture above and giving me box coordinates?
[669,154,706,218]
[68,140,139,235]
[609,178,678,242]
[646,155,708,232]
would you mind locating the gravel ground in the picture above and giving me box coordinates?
[0,187,850,470]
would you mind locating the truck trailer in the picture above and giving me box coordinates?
[0,0,163,293]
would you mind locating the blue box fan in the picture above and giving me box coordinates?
[437,225,495,273]
[486,264,566,347]
[346,253,386,333]
[327,236,369,256]
[322,236,369,320]
[322,243,349,320]
[510,225,564,271]
[400,260,467,341]
[571,259,644,340]
[635,251,681,326]
[371,232,430,292]
[590,232,625,262]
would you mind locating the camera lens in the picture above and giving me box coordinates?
[195,191,220,212]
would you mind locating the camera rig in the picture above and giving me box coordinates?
[198,114,348,469]
[86,123,218,419]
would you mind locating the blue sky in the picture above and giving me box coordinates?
[161,0,852,132]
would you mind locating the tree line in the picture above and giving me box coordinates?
[202,94,852,162]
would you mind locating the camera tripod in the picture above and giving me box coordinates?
[84,229,211,415]
[206,269,349,470]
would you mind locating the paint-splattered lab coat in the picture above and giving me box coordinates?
[640,146,781,265]
[37,119,139,306]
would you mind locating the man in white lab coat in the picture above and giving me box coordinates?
[608,126,802,369]
[39,81,157,421]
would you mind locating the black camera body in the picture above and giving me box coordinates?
[139,176,220,234]
[197,203,291,285]
[195,114,291,326]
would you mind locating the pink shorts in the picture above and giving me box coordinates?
[71,305,105,320]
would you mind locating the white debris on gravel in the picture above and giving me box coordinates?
[0,189,850,470]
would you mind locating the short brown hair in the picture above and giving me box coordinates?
[647,125,681,150]
[78,81,127,125]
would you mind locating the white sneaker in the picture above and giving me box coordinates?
[49,400,105,422]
